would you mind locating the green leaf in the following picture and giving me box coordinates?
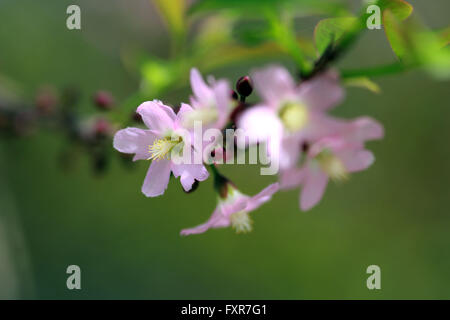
[314,17,358,56]
[377,0,413,21]
[380,0,413,60]
[189,0,348,17]
[383,9,409,60]
[232,20,271,47]
[344,77,380,93]
[140,59,178,96]
[152,0,186,38]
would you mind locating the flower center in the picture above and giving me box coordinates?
[230,210,252,233]
[182,107,218,128]
[148,136,183,161]
[317,152,348,181]
[278,102,308,132]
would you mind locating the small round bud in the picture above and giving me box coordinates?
[132,111,142,123]
[236,76,253,97]
[301,141,310,153]
[93,118,111,139]
[35,86,57,115]
[93,91,114,110]
[230,90,239,101]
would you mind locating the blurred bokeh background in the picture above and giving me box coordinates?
[0,0,449,299]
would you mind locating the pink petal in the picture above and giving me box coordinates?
[171,163,209,192]
[279,167,305,190]
[190,68,214,103]
[297,71,344,112]
[339,150,375,172]
[237,105,282,143]
[351,117,384,141]
[251,65,296,104]
[136,100,176,133]
[141,159,171,197]
[175,103,194,128]
[113,128,156,161]
[180,207,231,236]
[246,183,279,212]
[212,80,232,128]
[300,167,329,211]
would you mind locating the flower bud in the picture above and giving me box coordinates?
[230,90,239,101]
[93,118,111,139]
[236,76,253,97]
[35,86,57,115]
[93,90,114,110]
[132,111,142,123]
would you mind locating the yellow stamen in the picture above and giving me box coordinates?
[318,153,349,181]
[279,101,308,132]
[230,211,252,233]
[148,137,182,161]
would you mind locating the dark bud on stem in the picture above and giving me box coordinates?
[236,76,253,98]
[132,111,142,123]
[301,141,310,153]
[230,90,239,101]
[93,91,114,110]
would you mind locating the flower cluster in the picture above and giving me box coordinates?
[113,65,383,235]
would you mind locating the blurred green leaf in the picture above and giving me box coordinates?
[437,26,450,48]
[140,59,178,96]
[152,0,187,54]
[382,11,450,79]
[377,0,413,21]
[189,0,348,17]
[314,17,358,56]
[344,77,380,93]
[232,20,271,47]
[413,30,450,79]
[383,9,409,60]
[152,0,186,35]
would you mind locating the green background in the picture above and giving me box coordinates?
[0,0,449,299]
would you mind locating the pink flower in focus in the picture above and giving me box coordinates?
[280,117,384,210]
[181,183,279,235]
[237,65,344,169]
[181,68,233,130]
[113,100,209,197]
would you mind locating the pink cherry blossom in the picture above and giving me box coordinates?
[113,100,209,197]
[237,65,345,169]
[180,183,279,235]
[181,68,233,130]
[280,117,384,210]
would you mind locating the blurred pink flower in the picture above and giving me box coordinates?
[280,117,384,210]
[113,100,209,197]
[180,183,279,235]
[237,65,344,169]
[181,68,233,130]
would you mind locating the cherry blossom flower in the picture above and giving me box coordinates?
[237,65,344,169]
[180,183,279,235]
[280,117,384,210]
[113,100,209,197]
[181,68,233,130]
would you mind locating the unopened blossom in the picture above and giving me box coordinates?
[237,65,344,169]
[180,183,279,235]
[280,117,384,210]
[181,68,233,130]
[113,100,209,197]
